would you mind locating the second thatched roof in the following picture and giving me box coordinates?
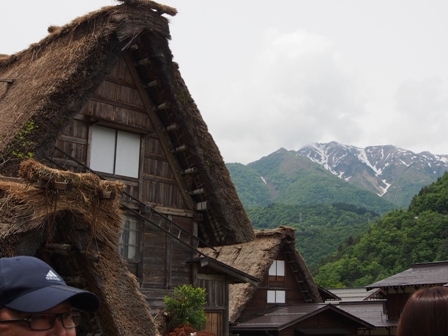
[199,226,322,323]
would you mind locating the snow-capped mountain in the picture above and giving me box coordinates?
[297,141,448,207]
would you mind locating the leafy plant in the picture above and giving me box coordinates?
[2,121,37,163]
[163,285,207,332]
[11,121,37,158]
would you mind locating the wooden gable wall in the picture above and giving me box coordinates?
[279,309,362,336]
[238,249,309,321]
[44,54,199,310]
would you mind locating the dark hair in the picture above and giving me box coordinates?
[396,286,448,336]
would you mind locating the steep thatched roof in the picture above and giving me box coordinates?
[0,3,170,159]
[199,226,322,323]
[0,159,157,335]
[0,1,253,245]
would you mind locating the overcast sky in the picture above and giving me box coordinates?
[2,1,447,163]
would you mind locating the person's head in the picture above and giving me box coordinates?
[396,286,448,336]
[0,256,99,335]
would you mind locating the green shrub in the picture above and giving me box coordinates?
[163,284,207,331]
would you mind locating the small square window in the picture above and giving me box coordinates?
[267,290,286,303]
[267,290,276,303]
[269,260,285,276]
[276,290,285,303]
[90,125,140,178]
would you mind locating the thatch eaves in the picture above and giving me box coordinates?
[0,2,253,246]
[0,159,157,335]
[199,226,322,323]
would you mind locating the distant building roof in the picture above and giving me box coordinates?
[366,261,448,289]
[230,304,375,331]
[337,301,396,328]
[327,287,385,302]
[318,285,340,301]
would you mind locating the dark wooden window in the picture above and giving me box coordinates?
[119,216,140,262]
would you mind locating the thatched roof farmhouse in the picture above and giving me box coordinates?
[199,227,380,336]
[200,226,322,323]
[0,1,253,246]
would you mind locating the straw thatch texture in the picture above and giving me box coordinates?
[199,226,322,323]
[0,3,171,176]
[116,0,177,15]
[0,159,157,335]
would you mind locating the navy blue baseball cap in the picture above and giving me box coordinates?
[0,256,99,313]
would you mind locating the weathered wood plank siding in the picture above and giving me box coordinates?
[198,278,227,336]
[45,55,205,321]
[204,311,225,336]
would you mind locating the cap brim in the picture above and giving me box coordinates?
[5,285,99,313]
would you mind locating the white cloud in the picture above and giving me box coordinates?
[389,77,448,154]
[204,29,368,163]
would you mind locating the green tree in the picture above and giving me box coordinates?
[314,173,448,287]
[163,285,207,331]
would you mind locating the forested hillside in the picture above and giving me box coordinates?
[225,163,271,208]
[227,149,396,214]
[247,203,380,268]
[313,173,448,288]
[227,149,396,270]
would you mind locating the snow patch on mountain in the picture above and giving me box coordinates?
[296,142,448,200]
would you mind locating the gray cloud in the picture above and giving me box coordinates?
[202,29,368,163]
[388,77,448,154]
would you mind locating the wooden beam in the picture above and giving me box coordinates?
[38,181,72,191]
[170,145,187,153]
[151,205,197,218]
[146,79,160,88]
[196,201,208,211]
[162,123,179,132]
[142,173,177,186]
[123,52,195,210]
[90,95,147,114]
[189,188,205,195]
[155,102,169,110]
[0,176,21,183]
[180,167,198,175]
[103,75,136,89]
[99,190,116,200]
[43,244,74,256]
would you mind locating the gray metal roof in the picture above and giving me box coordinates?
[327,287,385,302]
[366,261,448,289]
[337,301,397,328]
[230,304,375,331]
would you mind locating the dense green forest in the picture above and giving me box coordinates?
[313,173,448,287]
[247,203,380,268]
